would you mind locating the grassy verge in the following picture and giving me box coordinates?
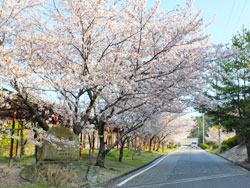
[207,148,219,154]
[98,149,162,183]
[2,186,69,188]
[0,155,36,166]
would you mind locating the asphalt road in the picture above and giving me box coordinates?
[108,146,250,188]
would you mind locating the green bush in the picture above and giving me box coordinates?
[212,143,218,150]
[206,141,217,147]
[171,145,177,149]
[221,144,229,152]
[199,144,209,149]
[222,136,238,149]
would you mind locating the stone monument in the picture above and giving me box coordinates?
[36,126,80,161]
[20,126,100,187]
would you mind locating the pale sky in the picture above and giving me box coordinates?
[148,0,250,45]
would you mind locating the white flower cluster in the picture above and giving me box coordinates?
[0,0,236,148]
[32,127,77,149]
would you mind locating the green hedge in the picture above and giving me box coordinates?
[212,143,218,150]
[222,136,238,149]
[206,141,217,147]
[221,144,229,152]
[199,144,209,149]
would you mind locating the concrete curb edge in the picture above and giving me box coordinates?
[205,149,250,172]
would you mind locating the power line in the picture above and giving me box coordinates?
[233,0,248,34]
[222,0,236,41]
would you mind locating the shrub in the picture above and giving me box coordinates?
[222,136,238,149]
[212,143,218,150]
[206,141,217,147]
[171,145,177,149]
[221,144,229,152]
[199,144,209,149]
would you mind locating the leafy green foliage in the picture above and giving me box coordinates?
[221,144,229,152]
[212,143,218,150]
[206,141,217,147]
[222,136,239,149]
[201,28,250,143]
[199,143,209,149]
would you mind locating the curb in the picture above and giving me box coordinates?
[206,150,250,172]
[92,150,177,188]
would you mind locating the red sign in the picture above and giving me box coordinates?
[7,120,10,124]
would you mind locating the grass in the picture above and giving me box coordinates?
[0,155,36,166]
[2,186,69,188]
[97,147,177,183]
[3,186,49,188]
[207,148,219,154]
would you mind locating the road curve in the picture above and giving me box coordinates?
[108,146,250,188]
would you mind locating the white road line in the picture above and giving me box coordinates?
[123,173,248,188]
[117,147,181,186]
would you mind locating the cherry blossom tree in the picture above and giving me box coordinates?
[0,0,237,167]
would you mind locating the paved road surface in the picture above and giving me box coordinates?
[108,146,250,188]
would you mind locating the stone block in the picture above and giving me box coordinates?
[37,126,80,161]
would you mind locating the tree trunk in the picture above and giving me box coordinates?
[127,138,130,150]
[73,123,82,136]
[156,141,161,151]
[149,136,155,152]
[34,128,38,163]
[138,137,142,156]
[96,121,125,167]
[92,132,95,154]
[153,139,157,151]
[131,137,134,148]
[119,137,127,162]
[20,121,24,158]
[96,121,106,167]
[88,134,92,156]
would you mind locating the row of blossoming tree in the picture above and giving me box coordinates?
[0,0,235,166]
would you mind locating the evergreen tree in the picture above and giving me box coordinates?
[203,28,250,161]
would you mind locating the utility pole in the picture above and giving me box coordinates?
[218,123,221,152]
[202,114,205,144]
[198,124,199,138]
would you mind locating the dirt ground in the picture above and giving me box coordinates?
[0,163,31,187]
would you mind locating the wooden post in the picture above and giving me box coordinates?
[111,129,113,145]
[80,133,82,158]
[15,122,20,157]
[8,105,16,167]
[135,137,138,150]
[92,132,95,154]
[83,133,85,148]
[34,122,38,162]
[20,121,24,158]
[117,129,119,151]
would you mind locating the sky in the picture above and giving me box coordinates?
[148,0,250,45]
